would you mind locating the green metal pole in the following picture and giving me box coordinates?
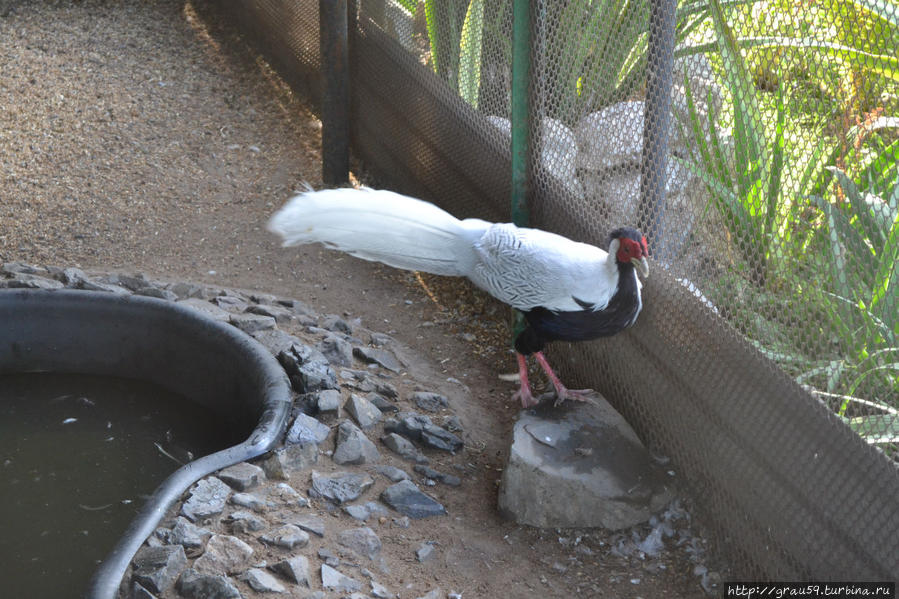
[510,0,531,228]
[510,0,532,339]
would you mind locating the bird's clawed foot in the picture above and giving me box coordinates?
[512,352,540,408]
[508,351,596,408]
[534,351,596,406]
[512,386,540,408]
[550,384,596,407]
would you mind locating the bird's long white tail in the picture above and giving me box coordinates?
[267,187,483,276]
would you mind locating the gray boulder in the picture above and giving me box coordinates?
[498,396,671,529]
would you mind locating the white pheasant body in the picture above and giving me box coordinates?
[267,187,621,313]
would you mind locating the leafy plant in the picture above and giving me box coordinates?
[808,163,899,408]
[408,0,488,108]
[678,0,788,285]
[677,0,898,442]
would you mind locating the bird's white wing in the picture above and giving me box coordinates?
[466,223,618,312]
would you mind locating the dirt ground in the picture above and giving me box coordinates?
[0,1,719,597]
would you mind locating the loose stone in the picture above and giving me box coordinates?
[381,432,428,464]
[380,480,447,519]
[334,420,381,465]
[318,334,354,366]
[336,526,382,561]
[268,482,309,507]
[410,392,449,413]
[416,542,437,563]
[373,465,411,482]
[260,524,310,550]
[269,555,311,586]
[192,534,254,575]
[285,413,331,446]
[321,564,362,593]
[181,477,231,522]
[353,346,402,372]
[131,545,188,594]
[243,567,286,593]
[229,492,269,512]
[292,513,326,538]
[315,389,342,418]
[218,462,266,491]
[177,568,242,599]
[345,394,383,429]
[168,517,214,551]
[224,511,267,534]
[310,470,374,504]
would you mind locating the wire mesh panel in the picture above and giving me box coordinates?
[218,0,899,579]
[217,0,323,108]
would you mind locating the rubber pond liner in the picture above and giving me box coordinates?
[0,289,293,599]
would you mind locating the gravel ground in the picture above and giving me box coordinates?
[0,2,724,597]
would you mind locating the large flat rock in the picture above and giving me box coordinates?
[498,395,671,530]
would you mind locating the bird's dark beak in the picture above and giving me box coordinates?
[631,257,649,278]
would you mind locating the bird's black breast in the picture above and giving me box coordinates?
[514,266,641,355]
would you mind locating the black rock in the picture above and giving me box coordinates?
[168,517,213,551]
[373,465,411,482]
[333,420,381,465]
[414,464,462,487]
[384,412,433,441]
[366,392,399,413]
[380,480,447,519]
[353,346,402,373]
[372,379,398,399]
[420,425,464,453]
[410,392,449,412]
[135,286,178,301]
[319,334,354,367]
[381,432,428,464]
[211,294,248,312]
[278,343,338,393]
[177,568,241,599]
[7,273,64,289]
[322,314,353,334]
[246,303,294,323]
[251,328,305,356]
[229,312,276,334]
[131,545,188,594]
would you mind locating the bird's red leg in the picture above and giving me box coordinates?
[511,352,539,408]
[534,352,594,405]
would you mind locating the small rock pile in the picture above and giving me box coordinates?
[1,262,468,599]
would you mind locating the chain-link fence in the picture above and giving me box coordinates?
[213,0,899,580]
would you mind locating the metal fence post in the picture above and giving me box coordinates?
[638,0,677,257]
[320,0,349,185]
[510,0,533,228]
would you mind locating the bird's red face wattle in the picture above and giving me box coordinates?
[616,236,648,262]
[616,236,650,278]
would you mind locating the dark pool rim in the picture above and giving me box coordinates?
[0,288,292,599]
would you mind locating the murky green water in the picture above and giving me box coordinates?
[0,373,242,597]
